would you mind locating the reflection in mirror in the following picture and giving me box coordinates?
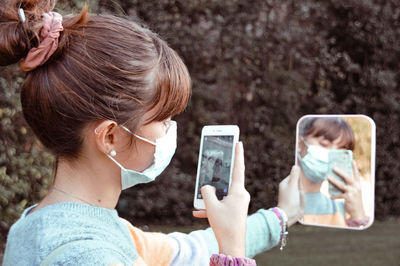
[295,115,375,229]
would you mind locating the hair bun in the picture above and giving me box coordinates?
[0,0,55,66]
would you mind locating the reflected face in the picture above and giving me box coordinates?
[299,135,352,185]
[299,135,344,159]
[305,135,345,150]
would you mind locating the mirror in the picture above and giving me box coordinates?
[295,115,375,229]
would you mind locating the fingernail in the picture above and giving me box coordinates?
[201,185,216,193]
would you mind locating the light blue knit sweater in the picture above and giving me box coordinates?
[2,202,281,265]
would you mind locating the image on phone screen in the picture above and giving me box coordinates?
[196,135,234,200]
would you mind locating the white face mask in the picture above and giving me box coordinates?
[108,120,177,190]
[298,140,330,184]
[298,137,351,184]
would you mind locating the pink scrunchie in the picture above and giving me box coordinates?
[210,254,257,266]
[19,12,63,71]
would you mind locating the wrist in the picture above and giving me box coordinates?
[275,207,288,224]
[277,205,295,227]
[349,208,366,221]
[219,242,245,258]
[272,207,288,251]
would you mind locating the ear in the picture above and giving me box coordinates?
[93,120,120,155]
[298,136,307,156]
[297,136,303,150]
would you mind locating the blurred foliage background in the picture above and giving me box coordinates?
[1,0,400,252]
[344,116,372,178]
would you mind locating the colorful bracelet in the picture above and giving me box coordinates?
[346,216,370,228]
[210,254,257,266]
[272,207,288,251]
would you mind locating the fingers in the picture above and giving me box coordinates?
[298,169,304,192]
[288,165,300,185]
[297,166,306,213]
[201,185,219,209]
[332,167,354,185]
[192,210,208,218]
[279,165,299,191]
[229,141,245,192]
[327,174,347,192]
[352,160,361,182]
[299,187,306,217]
[330,194,344,200]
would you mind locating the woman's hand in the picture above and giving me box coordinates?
[277,166,305,227]
[327,160,366,221]
[193,142,250,257]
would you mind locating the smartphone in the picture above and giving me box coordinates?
[328,149,353,197]
[193,125,240,209]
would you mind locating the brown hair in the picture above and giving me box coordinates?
[0,0,191,158]
[300,117,355,150]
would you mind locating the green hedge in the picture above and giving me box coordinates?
[117,0,400,224]
[0,65,55,245]
[1,0,399,247]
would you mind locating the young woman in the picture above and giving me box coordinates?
[1,1,303,265]
[297,117,369,227]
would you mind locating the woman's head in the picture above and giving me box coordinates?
[0,0,191,159]
[300,117,355,151]
[298,117,356,188]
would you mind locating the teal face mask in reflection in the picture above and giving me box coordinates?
[298,138,330,184]
[108,121,177,190]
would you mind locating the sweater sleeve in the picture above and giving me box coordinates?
[121,208,281,266]
[185,208,281,258]
[121,219,175,265]
[167,208,281,265]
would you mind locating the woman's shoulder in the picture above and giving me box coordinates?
[3,237,136,266]
[8,202,121,239]
[37,239,136,266]
[3,202,138,266]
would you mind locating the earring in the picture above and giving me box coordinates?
[110,150,117,157]
[18,8,26,23]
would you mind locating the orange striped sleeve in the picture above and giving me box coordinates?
[121,219,175,266]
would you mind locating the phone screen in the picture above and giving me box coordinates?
[196,135,234,200]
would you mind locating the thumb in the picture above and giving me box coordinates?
[288,165,300,186]
[201,185,218,209]
[299,186,306,219]
[193,210,208,218]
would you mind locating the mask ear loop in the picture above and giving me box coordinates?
[107,153,127,170]
[120,125,156,146]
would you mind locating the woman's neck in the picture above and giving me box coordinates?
[36,155,121,211]
[300,170,323,193]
